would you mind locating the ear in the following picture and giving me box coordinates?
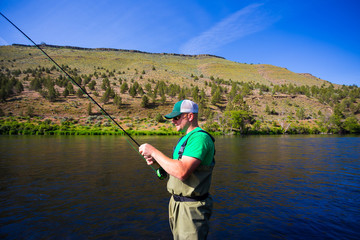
[188,112,194,122]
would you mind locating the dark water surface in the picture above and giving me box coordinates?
[0,135,359,239]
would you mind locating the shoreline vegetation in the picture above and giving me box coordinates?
[1,45,360,135]
[1,115,359,136]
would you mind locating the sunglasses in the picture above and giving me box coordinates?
[173,115,182,121]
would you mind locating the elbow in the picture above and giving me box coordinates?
[173,158,200,181]
[178,175,186,181]
[177,171,190,181]
[171,169,188,181]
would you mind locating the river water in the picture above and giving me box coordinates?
[0,135,359,239]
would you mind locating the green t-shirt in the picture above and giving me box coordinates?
[173,127,215,166]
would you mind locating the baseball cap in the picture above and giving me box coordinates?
[164,100,198,119]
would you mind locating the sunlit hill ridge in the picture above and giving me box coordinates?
[0,44,359,135]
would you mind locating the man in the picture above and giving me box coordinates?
[139,99,215,240]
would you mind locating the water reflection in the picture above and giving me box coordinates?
[211,135,360,239]
[0,135,359,239]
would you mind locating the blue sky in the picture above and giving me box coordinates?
[1,0,359,86]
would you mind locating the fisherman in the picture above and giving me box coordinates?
[139,99,215,240]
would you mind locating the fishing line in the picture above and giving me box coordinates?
[1,12,167,180]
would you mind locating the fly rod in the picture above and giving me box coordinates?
[0,12,168,180]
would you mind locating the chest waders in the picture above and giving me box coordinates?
[167,129,215,240]
[167,129,215,201]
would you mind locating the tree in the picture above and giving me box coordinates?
[155,113,166,123]
[87,103,92,115]
[296,107,306,120]
[14,81,24,94]
[101,88,110,103]
[168,84,179,97]
[156,81,166,98]
[199,89,206,104]
[133,81,140,91]
[160,95,166,105]
[88,80,96,90]
[343,116,360,133]
[192,86,199,102]
[211,88,221,105]
[224,110,254,134]
[102,78,110,90]
[265,105,271,114]
[328,105,344,133]
[109,87,115,98]
[42,83,58,102]
[76,88,83,98]
[129,85,137,97]
[120,82,129,93]
[0,88,7,102]
[178,88,186,101]
[113,94,122,109]
[74,76,82,86]
[138,86,144,96]
[66,82,75,94]
[241,83,251,96]
[63,88,69,97]
[145,83,152,93]
[26,106,35,117]
[141,95,149,108]
[228,82,238,101]
[30,78,42,91]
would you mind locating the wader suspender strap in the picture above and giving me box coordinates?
[176,130,215,160]
[171,130,215,202]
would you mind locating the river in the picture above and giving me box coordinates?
[0,135,359,239]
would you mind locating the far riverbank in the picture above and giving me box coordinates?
[1,116,359,136]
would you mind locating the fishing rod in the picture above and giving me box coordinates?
[0,12,167,180]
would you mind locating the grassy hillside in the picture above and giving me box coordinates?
[1,44,329,86]
[1,44,359,135]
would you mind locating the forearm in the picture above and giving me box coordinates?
[151,148,189,180]
[139,143,199,180]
